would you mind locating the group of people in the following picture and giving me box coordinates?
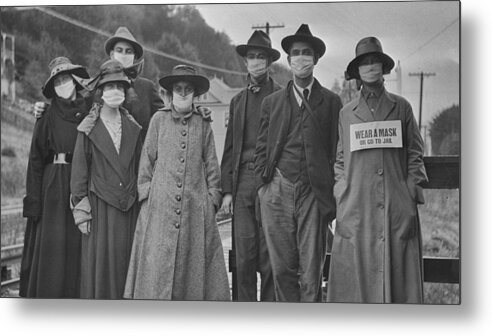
[19,23,427,303]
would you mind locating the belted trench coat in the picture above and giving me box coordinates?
[327,88,428,303]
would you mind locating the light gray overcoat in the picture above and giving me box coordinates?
[124,107,230,300]
[327,89,428,303]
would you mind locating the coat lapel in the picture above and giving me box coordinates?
[118,109,142,174]
[353,94,375,122]
[88,119,126,182]
[235,89,248,157]
[378,90,397,121]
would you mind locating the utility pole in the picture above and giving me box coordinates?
[252,22,284,36]
[409,71,436,130]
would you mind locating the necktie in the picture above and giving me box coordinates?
[301,88,309,110]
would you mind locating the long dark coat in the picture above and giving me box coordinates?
[221,77,281,197]
[20,95,91,298]
[124,77,164,140]
[70,104,142,299]
[124,107,230,301]
[327,89,428,303]
[254,79,342,224]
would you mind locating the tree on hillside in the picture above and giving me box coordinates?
[428,104,460,155]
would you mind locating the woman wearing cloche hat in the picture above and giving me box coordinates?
[20,57,91,298]
[124,65,230,301]
[70,59,143,299]
[327,37,428,303]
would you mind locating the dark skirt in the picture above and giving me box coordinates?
[79,192,138,299]
[19,164,81,298]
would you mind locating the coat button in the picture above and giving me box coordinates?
[119,182,123,187]
[181,143,186,149]
[177,182,182,188]
[174,223,180,229]
[176,195,181,201]
[179,157,185,163]
[182,120,187,125]
[378,203,384,209]
[377,169,383,175]
[182,130,187,136]
[175,209,181,215]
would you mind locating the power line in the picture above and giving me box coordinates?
[403,18,458,61]
[34,7,247,76]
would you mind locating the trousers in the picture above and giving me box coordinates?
[233,167,275,301]
[258,169,327,302]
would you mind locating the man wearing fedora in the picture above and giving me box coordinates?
[255,24,342,302]
[34,26,164,141]
[327,37,428,303]
[220,30,281,301]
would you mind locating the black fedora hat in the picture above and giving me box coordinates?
[281,24,326,57]
[346,36,395,80]
[42,57,89,99]
[236,30,281,62]
[159,65,210,97]
[104,26,144,60]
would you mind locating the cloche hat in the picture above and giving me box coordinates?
[345,36,395,80]
[104,26,144,60]
[159,65,210,97]
[94,59,131,89]
[42,57,89,99]
[281,24,326,58]
[236,30,281,62]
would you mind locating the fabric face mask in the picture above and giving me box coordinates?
[247,59,268,78]
[102,89,125,108]
[290,55,314,79]
[359,63,383,83]
[173,92,194,112]
[114,52,135,68]
[54,80,75,99]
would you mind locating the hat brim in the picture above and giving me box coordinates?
[159,74,210,97]
[281,35,326,58]
[104,36,144,60]
[236,44,281,62]
[96,74,131,89]
[345,52,395,80]
[42,66,89,99]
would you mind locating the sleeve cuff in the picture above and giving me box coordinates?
[72,196,92,225]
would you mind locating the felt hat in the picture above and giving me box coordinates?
[345,36,395,80]
[236,30,281,62]
[281,24,326,57]
[104,26,144,60]
[95,59,131,89]
[159,65,210,97]
[42,57,89,99]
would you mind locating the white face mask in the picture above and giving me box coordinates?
[247,59,268,78]
[113,52,135,68]
[54,80,75,99]
[359,63,383,83]
[102,89,125,108]
[173,92,194,113]
[290,55,314,79]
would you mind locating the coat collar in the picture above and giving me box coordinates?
[286,78,324,110]
[78,103,141,181]
[352,87,396,122]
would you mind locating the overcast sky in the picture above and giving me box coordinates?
[195,1,460,126]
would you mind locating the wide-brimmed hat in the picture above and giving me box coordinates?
[104,26,144,60]
[159,65,210,97]
[236,30,281,62]
[281,24,326,58]
[345,36,395,80]
[95,59,131,89]
[42,57,89,99]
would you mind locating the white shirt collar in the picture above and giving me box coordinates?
[293,78,314,107]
